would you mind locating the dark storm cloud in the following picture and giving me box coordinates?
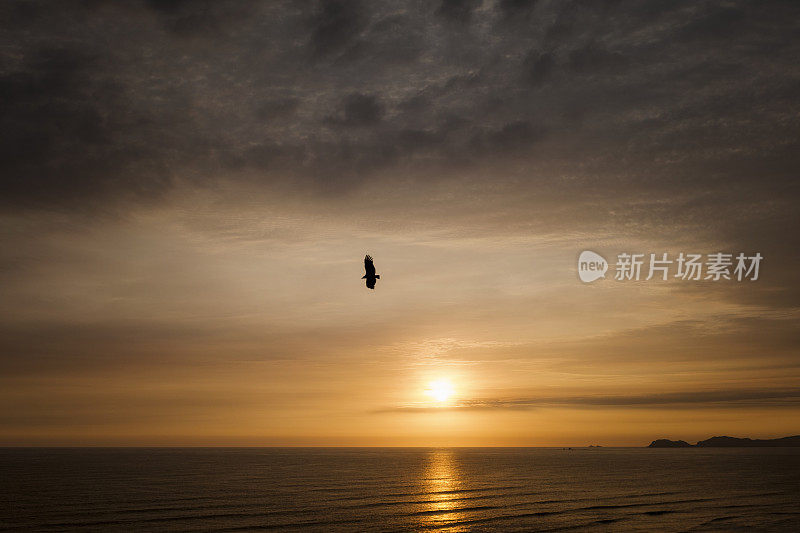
[0,45,142,207]
[255,97,301,121]
[145,0,255,36]
[436,0,482,24]
[2,0,799,209]
[498,0,540,17]
[308,0,367,59]
[523,51,556,86]
[328,93,385,126]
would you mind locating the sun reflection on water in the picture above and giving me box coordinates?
[418,449,469,530]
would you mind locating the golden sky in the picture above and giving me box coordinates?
[1,1,799,445]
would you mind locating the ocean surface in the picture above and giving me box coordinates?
[1,447,799,531]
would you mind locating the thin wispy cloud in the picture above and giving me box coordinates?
[378,388,800,413]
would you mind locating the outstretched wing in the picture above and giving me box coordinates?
[364,255,375,276]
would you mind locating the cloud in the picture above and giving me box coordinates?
[436,0,481,24]
[0,44,158,208]
[0,0,797,213]
[523,51,556,86]
[308,0,367,59]
[329,93,385,126]
[498,0,540,18]
[378,388,800,413]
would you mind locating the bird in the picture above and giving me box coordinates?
[362,255,380,289]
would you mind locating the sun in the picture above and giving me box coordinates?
[426,379,455,403]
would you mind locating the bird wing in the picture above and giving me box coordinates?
[364,255,375,276]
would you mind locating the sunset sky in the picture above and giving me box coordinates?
[1,0,799,446]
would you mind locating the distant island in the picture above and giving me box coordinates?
[648,435,800,448]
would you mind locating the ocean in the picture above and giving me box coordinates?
[1,447,798,531]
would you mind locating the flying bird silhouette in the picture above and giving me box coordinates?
[362,255,380,289]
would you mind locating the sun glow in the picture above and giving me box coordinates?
[426,379,455,403]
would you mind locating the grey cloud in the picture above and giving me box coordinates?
[436,0,482,24]
[677,5,747,42]
[478,120,549,154]
[308,0,367,59]
[567,42,631,74]
[1,0,799,210]
[523,51,556,86]
[331,93,385,127]
[255,97,301,121]
[145,0,255,37]
[0,45,133,208]
[498,0,540,17]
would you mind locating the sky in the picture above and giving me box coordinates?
[1,0,799,446]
